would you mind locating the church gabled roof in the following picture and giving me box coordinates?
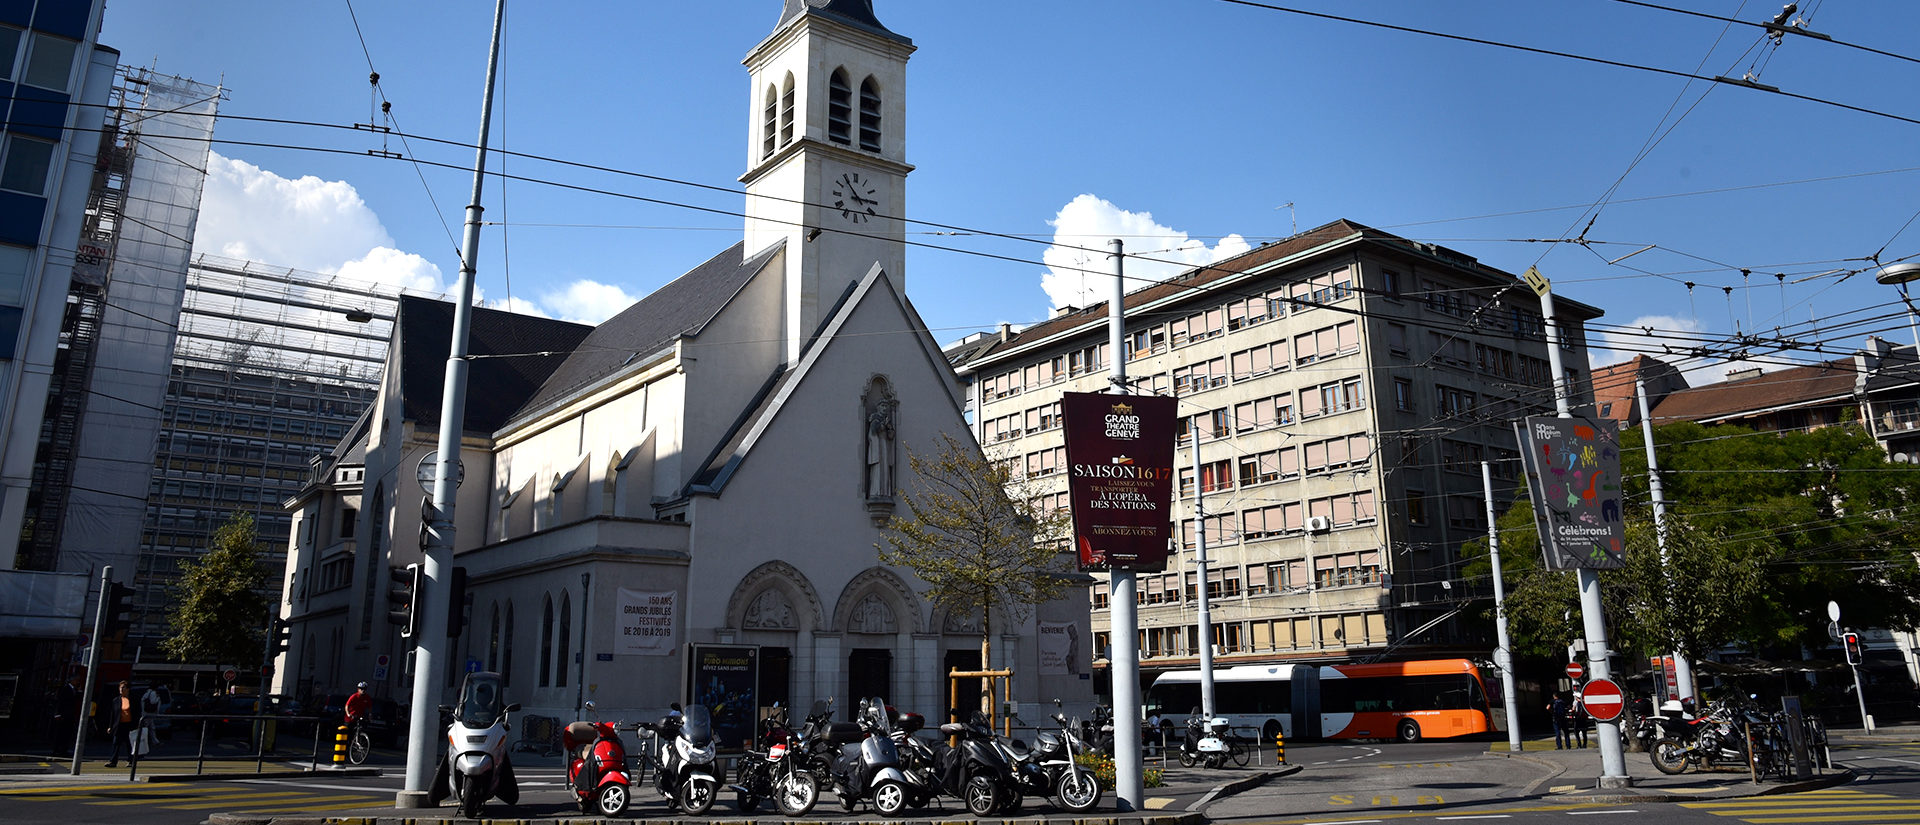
[397,295,595,434]
[777,0,911,45]
[511,241,784,421]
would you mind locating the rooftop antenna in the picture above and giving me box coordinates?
[1277,202,1296,237]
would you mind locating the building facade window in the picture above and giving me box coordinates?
[0,135,55,196]
[22,32,76,91]
[827,69,852,145]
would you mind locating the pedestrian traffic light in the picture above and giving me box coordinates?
[446,565,467,639]
[269,617,291,657]
[387,563,423,638]
[1842,631,1862,665]
[104,581,135,637]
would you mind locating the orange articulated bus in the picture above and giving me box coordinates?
[1145,658,1496,743]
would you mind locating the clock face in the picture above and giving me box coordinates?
[830,171,879,223]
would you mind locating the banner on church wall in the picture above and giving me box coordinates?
[1037,621,1083,676]
[616,588,677,656]
[689,644,758,749]
[1062,392,1177,572]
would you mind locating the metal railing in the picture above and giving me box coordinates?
[124,712,330,779]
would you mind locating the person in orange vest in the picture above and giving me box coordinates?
[104,681,144,767]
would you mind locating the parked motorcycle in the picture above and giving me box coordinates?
[638,703,721,813]
[1650,697,1763,775]
[1179,708,1232,769]
[728,702,819,816]
[999,702,1101,813]
[562,701,633,817]
[428,671,521,819]
[797,697,864,780]
[829,697,913,816]
[907,707,1021,816]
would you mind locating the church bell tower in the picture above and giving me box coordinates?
[742,0,914,363]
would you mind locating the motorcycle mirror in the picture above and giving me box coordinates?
[506,702,522,713]
[585,700,597,711]
[1052,698,1063,707]
[671,702,682,711]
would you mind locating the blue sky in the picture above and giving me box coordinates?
[99,1,1920,384]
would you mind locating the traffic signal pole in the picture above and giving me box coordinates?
[71,566,111,775]
[398,0,504,808]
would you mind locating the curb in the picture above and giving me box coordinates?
[206,812,1213,825]
[140,767,384,782]
[1187,764,1303,811]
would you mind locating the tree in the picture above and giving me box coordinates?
[877,432,1077,714]
[162,511,270,666]
[1465,419,1920,662]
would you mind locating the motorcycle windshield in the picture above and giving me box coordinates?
[682,704,714,746]
[864,697,889,732]
[456,671,507,729]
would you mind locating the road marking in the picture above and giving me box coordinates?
[1567,812,1641,816]
[1436,816,1510,820]
[154,792,330,809]
[1144,797,1175,809]
[1550,784,1577,792]
[93,790,304,806]
[1310,820,1383,825]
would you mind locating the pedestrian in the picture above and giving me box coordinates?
[103,680,145,768]
[1549,691,1573,749]
[52,677,80,753]
[1572,693,1590,748]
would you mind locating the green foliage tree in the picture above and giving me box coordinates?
[1465,419,1920,662]
[162,511,270,666]
[878,432,1077,713]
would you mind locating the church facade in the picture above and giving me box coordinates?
[276,0,1093,732]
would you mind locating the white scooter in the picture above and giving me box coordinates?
[639,703,721,814]
[429,671,521,818]
[1178,709,1231,769]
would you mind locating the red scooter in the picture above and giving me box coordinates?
[564,701,633,817]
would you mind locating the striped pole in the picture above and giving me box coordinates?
[333,726,348,765]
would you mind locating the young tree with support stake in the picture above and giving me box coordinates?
[162,512,269,668]
[877,432,1076,716]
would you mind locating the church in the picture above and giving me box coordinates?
[277,0,1093,737]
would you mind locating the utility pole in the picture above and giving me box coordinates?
[1481,464,1522,753]
[1535,272,1629,786]
[1636,378,1693,703]
[71,566,111,775]
[1107,239,1142,812]
[399,0,505,808]
[1191,415,1216,720]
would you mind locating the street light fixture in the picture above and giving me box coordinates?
[1876,262,1920,353]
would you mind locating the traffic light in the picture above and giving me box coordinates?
[446,566,467,639]
[1843,631,1862,665]
[104,581,135,637]
[388,563,423,638]
[268,617,291,657]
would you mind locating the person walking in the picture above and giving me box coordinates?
[103,681,144,768]
[1571,692,1590,748]
[52,677,80,754]
[1549,691,1573,750]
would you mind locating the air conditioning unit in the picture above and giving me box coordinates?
[1305,516,1332,533]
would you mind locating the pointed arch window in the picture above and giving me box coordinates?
[502,603,514,685]
[556,591,572,688]
[858,77,882,152]
[487,603,501,672]
[827,69,852,146]
[779,73,796,147]
[762,83,779,159]
[539,595,554,687]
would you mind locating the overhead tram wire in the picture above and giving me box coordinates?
[342,0,461,256]
[1605,0,1920,67]
[1209,0,1920,128]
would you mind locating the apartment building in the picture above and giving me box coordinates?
[950,220,1601,686]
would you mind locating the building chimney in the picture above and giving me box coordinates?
[1052,305,1079,319]
[1725,366,1764,382]
[998,323,1013,343]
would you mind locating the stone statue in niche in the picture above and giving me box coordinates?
[850,594,895,633]
[745,589,796,629]
[942,610,982,634]
[865,398,897,500]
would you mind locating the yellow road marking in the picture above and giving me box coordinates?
[1144,797,1176,809]
[1741,815,1920,824]
[157,793,338,810]
[227,799,389,813]
[92,790,303,806]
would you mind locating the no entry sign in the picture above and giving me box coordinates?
[1581,677,1625,723]
[1565,662,1585,681]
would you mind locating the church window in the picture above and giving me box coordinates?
[828,69,852,145]
[502,603,514,686]
[762,83,778,159]
[539,595,553,687]
[556,591,572,688]
[779,72,796,147]
[858,77,881,151]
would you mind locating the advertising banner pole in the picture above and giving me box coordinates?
[1106,239,1141,812]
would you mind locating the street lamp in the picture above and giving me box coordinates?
[1875,262,1920,354]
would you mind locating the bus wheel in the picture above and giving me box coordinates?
[1262,721,1282,746]
[1397,720,1422,743]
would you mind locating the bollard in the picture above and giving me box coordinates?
[1275,728,1286,764]
[332,725,348,765]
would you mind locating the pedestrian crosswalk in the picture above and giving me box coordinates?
[1680,788,1920,823]
[0,781,389,814]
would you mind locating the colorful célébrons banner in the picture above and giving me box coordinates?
[1061,392,1177,572]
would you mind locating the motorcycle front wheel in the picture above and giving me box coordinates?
[1178,750,1197,768]
[734,791,760,813]
[872,779,908,817]
[678,779,716,815]
[458,787,483,819]
[775,769,819,817]
[1650,738,1691,775]
[1057,769,1102,813]
[595,782,630,817]
[964,775,999,817]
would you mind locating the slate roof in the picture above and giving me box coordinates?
[397,295,594,434]
[778,0,910,44]
[1650,358,1858,424]
[512,241,781,420]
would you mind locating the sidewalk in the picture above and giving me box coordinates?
[1487,723,1920,804]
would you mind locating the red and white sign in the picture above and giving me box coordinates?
[1565,662,1585,681]
[1581,677,1625,722]
[222,667,238,682]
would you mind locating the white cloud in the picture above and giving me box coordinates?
[479,295,551,319]
[1039,194,1251,312]
[195,153,402,272]
[537,280,639,324]
[1592,314,1764,387]
[337,247,447,294]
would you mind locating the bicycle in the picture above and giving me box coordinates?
[345,718,372,765]
[1224,731,1250,767]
